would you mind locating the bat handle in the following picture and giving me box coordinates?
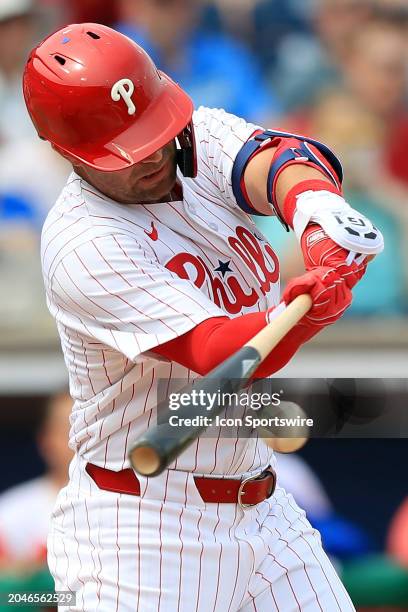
[129,293,313,476]
[246,294,313,361]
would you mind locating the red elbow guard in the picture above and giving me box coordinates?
[232,129,343,228]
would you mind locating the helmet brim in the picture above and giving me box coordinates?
[56,74,194,172]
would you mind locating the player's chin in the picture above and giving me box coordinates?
[141,170,176,202]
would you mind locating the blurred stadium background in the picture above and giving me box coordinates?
[0,0,407,609]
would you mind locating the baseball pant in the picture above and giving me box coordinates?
[48,455,355,611]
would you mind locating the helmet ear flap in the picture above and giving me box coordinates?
[176,122,197,178]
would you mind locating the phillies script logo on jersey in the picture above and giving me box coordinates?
[165,226,279,314]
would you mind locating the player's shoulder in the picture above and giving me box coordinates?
[193,106,262,140]
[192,106,263,178]
[190,107,263,205]
[41,172,156,280]
[44,170,117,220]
[41,172,90,240]
[192,105,227,126]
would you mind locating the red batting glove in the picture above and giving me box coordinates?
[301,223,368,289]
[281,267,352,328]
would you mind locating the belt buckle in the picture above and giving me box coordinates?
[238,468,268,510]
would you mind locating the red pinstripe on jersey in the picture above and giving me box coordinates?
[44,107,355,612]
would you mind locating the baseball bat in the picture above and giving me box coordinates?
[129,294,312,476]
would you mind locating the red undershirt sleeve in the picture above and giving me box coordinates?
[152,312,317,377]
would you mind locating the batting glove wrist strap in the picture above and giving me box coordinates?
[293,190,384,256]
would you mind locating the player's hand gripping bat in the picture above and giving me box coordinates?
[129,294,312,476]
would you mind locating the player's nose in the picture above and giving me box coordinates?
[141,148,164,164]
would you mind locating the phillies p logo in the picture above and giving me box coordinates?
[111,78,136,115]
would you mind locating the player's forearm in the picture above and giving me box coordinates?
[245,149,335,220]
[152,312,315,377]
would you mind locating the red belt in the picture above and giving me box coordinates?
[85,463,276,509]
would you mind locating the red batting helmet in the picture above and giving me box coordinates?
[23,23,196,176]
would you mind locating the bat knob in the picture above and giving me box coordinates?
[257,401,310,453]
[130,445,162,476]
[264,437,308,453]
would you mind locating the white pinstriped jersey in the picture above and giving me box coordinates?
[41,107,281,474]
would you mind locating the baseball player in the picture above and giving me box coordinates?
[23,24,383,612]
